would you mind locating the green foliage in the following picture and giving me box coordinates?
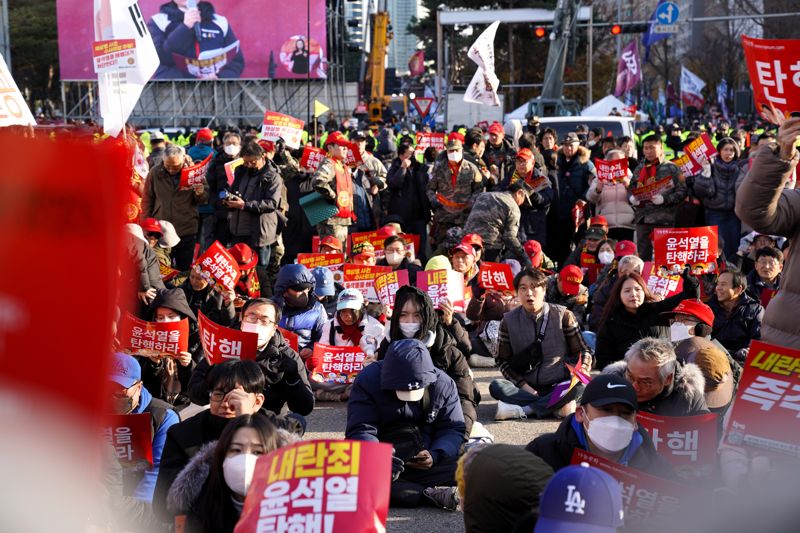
[9,0,59,102]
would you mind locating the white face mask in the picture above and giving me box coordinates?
[583,409,635,453]
[598,251,615,265]
[222,453,259,497]
[587,139,597,147]
[242,321,272,348]
[399,322,421,338]
[224,144,240,157]
[669,322,692,342]
[385,251,404,266]
[447,151,462,163]
[156,315,181,323]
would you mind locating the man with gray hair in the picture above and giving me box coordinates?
[602,337,709,416]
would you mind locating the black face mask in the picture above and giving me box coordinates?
[284,291,309,308]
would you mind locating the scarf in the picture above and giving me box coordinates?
[638,160,659,184]
[448,161,461,187]
[236,270,261,299]
[339,321,362,346]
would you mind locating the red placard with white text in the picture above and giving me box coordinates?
[642,261,684,298]
[741,36,800,124]
[671,154,703,178]
[374,270,409,312]
[724,340,800,458]
[416,269,467,312]
[300,145,327,172]
[234,440,391,533]
[636,412,719,481]
[261,111,305,149]
[119,313,188,357]
[344,143,364,168]
[195,241,241,292]
[683,133,718,166]
[278,327,300,352]
[104,413,154,466]
[631,174,675,203]
[594,158,628,183]
[654,226,718,274]
[198,311,258,365]
[478,262,514,292]
[415,132,446,151]
[224,158,243,186]
[342,264,392,303]
[570,449,704,529]
[309,343,367,384]
[179,154,212,190]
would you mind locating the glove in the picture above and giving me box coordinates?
[277,357,300,380]
[529,191,544,206]
[681,266,701,291]
[701,163,712,178]
[391,454,405,481]
[629,195,640,207]
[651,194,664,205]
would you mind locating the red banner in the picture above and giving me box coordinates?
[416,269,467,312]
[594,158,628,183]
[261,111,305,150]
[224,158,243,186]
[103,413,153,465]
[671,154,703,178]
[344,144,364,169]
[179,154,212,190]
[342,264,392,303]
[278,327,300,352]
[478,262,514,292]
[309,344,368,384]
[119,313,189,357]
[571,449,704,529]
[196,241,241,292]
[642,261,684,298]
[297,253,345,272]
[374,270,410,312]
[158,261,180,282]
[683,133,718,166]
[760,287,779,309]
[654,226,718,274]
[631,175,674,203]
[415,132,446,152]
[724,340,800,457]
[300,145,327,172]
[235,439,391,533]
[198,311,258,365]
[741,36,800,124]
[636,412,719,480]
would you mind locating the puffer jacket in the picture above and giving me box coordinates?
[735,144,800,349]
[556,146,596,220]
[585,178,635,229]
[628,159,686,226]
[692,153,744,211]
[227,160,283,247]
[143,160,209,237]
[603,360,710,416]
[707,293,764,362]
[273,264,327,350]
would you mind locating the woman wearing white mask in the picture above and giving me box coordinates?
[527,374,673,477]
[166,413,297,533]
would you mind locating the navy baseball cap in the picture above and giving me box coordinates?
[580,374,638,410]
[534,463,624,532]
[311,267,335,297]
[110,352,141,389]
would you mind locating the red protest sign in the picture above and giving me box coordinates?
[235,439,391,533]
[724,340,800,458]
[374,270,410,312]
[309,343,368,384]
[278,327,299,352]
[671,154,703,178]
[104,413,153,466]
[198,311,258,365]
[636,412,719,481]
[300,145,326,172]
[344,143,364,169]
[654,226,718,274]
[297,253,345,272]
[570,449,704,530]
[195,240,241,292]
[416,269,467,312]
[683,133,718,166]
[179,153,212,190]
[594,158,628,183]
[158,261,180,282]
[342,264,392,303]
[760,287,779,309]
[261,111,305,149]
[414,132,445,156]
[119,312,189,357]
[478,262,514,292]
[631,174,675,203]
[412,97,435,118]
[741,36,800,124]
[642,261,684,298]
[224,157,243,186]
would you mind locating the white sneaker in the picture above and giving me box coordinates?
[468,421,495,441]
[468,354,496,368]
[495,401,527,421]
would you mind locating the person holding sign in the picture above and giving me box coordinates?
[586,149,635,243]
[143,144,209,271]
[179,265,236,327]
[312,131,357,247]
[498,148,554,248]
[553,132,596,264]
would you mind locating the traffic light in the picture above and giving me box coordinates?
[610,24,622,35]
[609,22,649,34]
[534,26,546,39]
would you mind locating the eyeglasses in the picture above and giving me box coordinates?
[243,313,275,327]
[209,390,228,403]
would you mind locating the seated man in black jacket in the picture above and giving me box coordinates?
[153,360,303,523]
[528,373,672,478]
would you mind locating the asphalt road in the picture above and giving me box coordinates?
[304,366,561,533]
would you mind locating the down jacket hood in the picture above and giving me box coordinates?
[380,339,438,391]
[147,288,197,322]
[558,144,591,164]
[272,264,316,307]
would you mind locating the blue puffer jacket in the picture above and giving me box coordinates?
[345,339,466,464]
[274,264,327,350]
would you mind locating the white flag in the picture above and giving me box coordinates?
[467,21,500,74]
[94,0,159,138]
[463,67,500,107]
[0,55,36,127]
[680,66,706,108]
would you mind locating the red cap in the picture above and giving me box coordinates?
[320,235,343,252]
[448,132,465,144]
[451,243,475,257]
[376,225,398,239]
[559,265,584,296]
[228,243,257,270]
[324,131,350,148]
[516,148,534,161]
[524,240,543,268]
[589,215,609,228]
[662,299,715,326]
[258,139,275,152]
[488,122,504,135]
[196,128,213,143]
[140,217,162,234]
[615,240,637,258]
[462,233,484,249]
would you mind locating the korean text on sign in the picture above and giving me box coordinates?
[103,413,153,465]
[196,241,241,292]
[198,311,258,365]
[741,36,800,124]
[374,270,409,311]
[179,153,212,190]
[120,312,188,356]
[654,226,718,274]
[300,146,327,172]
[309,344,367,384]
[594,158,628,183]
[636,412,718,480]
[478,262,514,292]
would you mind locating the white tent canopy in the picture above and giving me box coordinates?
[581,95,628,116]
[505,101,530,121]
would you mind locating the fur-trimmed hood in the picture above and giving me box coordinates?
[602,359,709,416]
[167,429,300,515]
[558,144,591,164]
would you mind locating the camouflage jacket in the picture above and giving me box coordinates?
[426,158,484,222]
[312,156,353,227]
[628,159,686,226]
[463,191,532,267]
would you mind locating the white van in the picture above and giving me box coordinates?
[537,116,636,140]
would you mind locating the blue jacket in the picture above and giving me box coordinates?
[274,264,327,350]
[187,143,215,164]
[132,387,179,502]
[345,340,466,463]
